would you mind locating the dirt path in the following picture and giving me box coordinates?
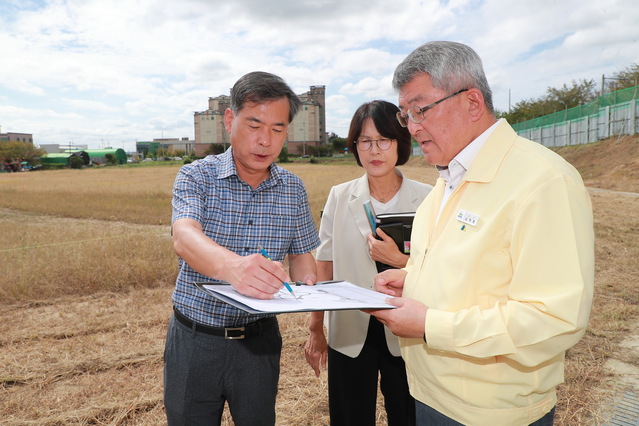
[585,188,639,425]
[597,319,639,425]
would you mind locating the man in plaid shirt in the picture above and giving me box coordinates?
[164,71,320,426]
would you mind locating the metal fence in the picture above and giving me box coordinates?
[512,86,639,147]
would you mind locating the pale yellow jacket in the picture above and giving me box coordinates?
[401,121,594,425]
[317,172,432,357]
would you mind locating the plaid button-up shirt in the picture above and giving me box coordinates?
[171,148,320,327]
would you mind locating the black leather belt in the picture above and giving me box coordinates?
[173,307,273,339]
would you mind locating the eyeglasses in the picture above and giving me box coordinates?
[355,137,395,151]
[396,88,469,127]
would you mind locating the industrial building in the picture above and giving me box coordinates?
[193,85,326,156]
[0,132,33,143]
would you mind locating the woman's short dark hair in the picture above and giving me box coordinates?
[346,100,412,167]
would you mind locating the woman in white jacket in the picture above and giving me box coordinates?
[304,100,432,426]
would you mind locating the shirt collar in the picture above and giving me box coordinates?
[216,146,282,187]
[438,118,503,182]
[216,147,237,179]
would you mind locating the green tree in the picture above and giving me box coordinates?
[545,79,597,110]
[500,79,597,123]
[204,143,226,156]
[606,63,639,93]
[306,145,332,157]
[104,153,117,166]
[278,146,290,163]
[330,137,347,153]
[155,147,170,159]
[69,155,85,169]
[0,141,46,164]
[317,145,332,157]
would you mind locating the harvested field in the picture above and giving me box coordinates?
[1,136,638,425]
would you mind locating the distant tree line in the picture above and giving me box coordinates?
[0,141,46,165]
[302,133,348,158]
[498,63,639,124]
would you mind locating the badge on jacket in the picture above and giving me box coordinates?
[456,210,479,227]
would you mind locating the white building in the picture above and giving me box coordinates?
[193,85,326,156]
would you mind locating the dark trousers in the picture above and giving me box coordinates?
[415,399,556,425]
[328,317,416,426]
[163,315,281,426]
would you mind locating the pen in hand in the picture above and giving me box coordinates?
[257,244,298,300]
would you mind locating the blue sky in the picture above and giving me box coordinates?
[0,0,637,152]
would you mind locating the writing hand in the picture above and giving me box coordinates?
[226,254,289,299]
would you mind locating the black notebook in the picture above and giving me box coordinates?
[363,201,415,272]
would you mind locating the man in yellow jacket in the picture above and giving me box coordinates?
[369,41,594,425]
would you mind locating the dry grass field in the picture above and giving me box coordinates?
[1,135,638,425]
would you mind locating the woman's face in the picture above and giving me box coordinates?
[356,118,399,178]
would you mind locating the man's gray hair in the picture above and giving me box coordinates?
[230,71,302,123]
[392,41,494,114]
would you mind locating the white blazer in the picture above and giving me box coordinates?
[316,171,432,357]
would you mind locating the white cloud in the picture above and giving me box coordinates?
[0,0,637,147]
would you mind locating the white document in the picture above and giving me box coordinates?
[195,281,396,314]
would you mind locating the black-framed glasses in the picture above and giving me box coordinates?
[355,137,395,151]
[396,88,469,127]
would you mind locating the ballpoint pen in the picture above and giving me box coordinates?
[257,244,298,299]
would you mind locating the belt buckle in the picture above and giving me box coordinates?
[224,326,245,340]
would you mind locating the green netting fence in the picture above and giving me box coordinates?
[512,86,638,147]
